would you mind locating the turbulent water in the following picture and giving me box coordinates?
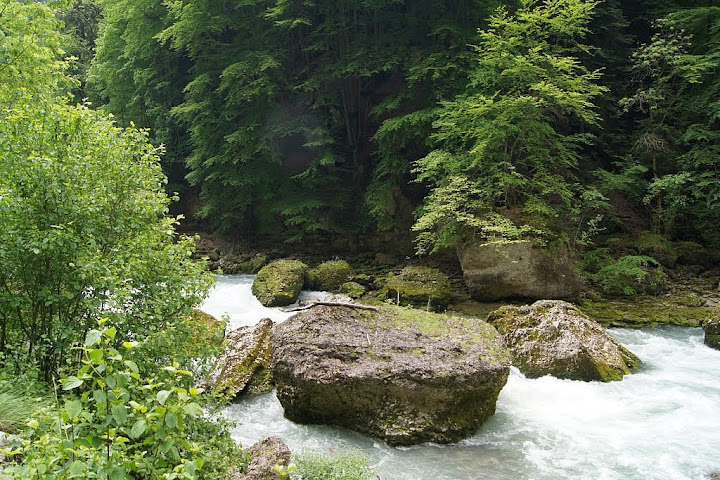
[201,275,720,480]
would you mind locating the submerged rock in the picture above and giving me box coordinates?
[305,260,354,291]
[458,240,581,301]
[704,314,720,350]
[252,259,308,307]
[384,266,452,312]
[271,305,510,446]
[207,318,274,398]
[488,300,640,382]
[237,436,291,480]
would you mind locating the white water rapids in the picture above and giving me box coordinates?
[201,275,720,480]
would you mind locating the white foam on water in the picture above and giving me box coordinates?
[206,275,720,479]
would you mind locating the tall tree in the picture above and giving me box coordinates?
[413,0,607,253]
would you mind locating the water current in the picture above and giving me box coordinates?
[201,274,720,480]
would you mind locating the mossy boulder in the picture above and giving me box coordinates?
[271,305,510,446]
[674,241,709,267]
[458,240,582,301]
[637,232,677,268]
[305,260,354,291]
[340,281,365,299]
[488,300,640,382]
[594,255,668,296]
[384,266,451,312]
[252,259,308,307]
[207,318,274,398]
[704,314,720,350]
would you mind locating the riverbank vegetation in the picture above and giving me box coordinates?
[1,0,719,477]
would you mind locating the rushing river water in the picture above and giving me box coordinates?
[201,275,720,480]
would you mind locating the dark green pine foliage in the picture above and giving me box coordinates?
[617,6,720,245]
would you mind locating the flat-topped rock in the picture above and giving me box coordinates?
[271,305,510,446]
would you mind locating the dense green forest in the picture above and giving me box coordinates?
[78,0,720,251]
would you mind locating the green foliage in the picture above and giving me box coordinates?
[593,255,667,296]
[0,321,243,479]
[291,449,375,480]
[0,0,212,380]
[0,385,36,434]
[413,0,607,253]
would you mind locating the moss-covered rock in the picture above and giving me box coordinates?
[207,318,275,398]
[252,259,308,307]
[384,266,451,311]
[340,281,365,299]
[305,260,354,291]
[637,232,677,268]
[704,314,720,350]
[458,240,582,301]
[271,305,510,446]
[674,241,709,267]
[594,255,668,296]
[488,300,640,382]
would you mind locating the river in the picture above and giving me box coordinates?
[200,274,720,480]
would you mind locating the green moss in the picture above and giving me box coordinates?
[340,281,365,299]
[306,260,354,291]
[384,266,451,312]
[579,296,714,328]
[252,259,308,307]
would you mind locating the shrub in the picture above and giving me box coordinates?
[594,256,668,296]
[291,450,375,480]
[0,321,244,479]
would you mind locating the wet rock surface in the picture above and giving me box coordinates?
[488,300,640,382]
[207,318,274,398]
[271,305,511,446]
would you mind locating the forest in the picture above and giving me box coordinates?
[1,0,720,478]
[80,0,720,253]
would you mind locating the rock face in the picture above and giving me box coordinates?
[384,266,452,312]
[457,240,581,301]
[704,314,720,350]
[488,300,640,382]
[271,305,511,446]
[237,437,291,480]
[207,318,274,398]
[252,259,308,307]
[305,260,354,291]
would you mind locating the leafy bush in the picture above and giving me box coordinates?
[0,321,244,479]
[594,256,668,296]
[291,450,375,480]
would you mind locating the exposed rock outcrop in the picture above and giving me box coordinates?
[236,437,291,480]
[271,305,510,446]
[252,259,308,307]
[305,260,354,291]
[704,314,720,350]
[384,266,452,312]
[458,240,581,301]
[207,318,274,398]
[488,300,640,382]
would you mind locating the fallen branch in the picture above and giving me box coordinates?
[282,301,379,312]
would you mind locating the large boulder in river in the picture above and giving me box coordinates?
[207,318,274,398]
[488,300,640,382]
[457,240,581,301]
[384,266,452,311]
[252,259,308,307]
[704,314,720,350]
[271,305,511,446]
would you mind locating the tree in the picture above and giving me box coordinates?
[0,0,212,380]
[413,0,607,253]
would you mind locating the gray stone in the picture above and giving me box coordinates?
[488,300,640,382]
[271,305,510,446]
[207,318,274,398]
[237,437,291,480]
[704,314,720,350]
[457,240,582,301]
